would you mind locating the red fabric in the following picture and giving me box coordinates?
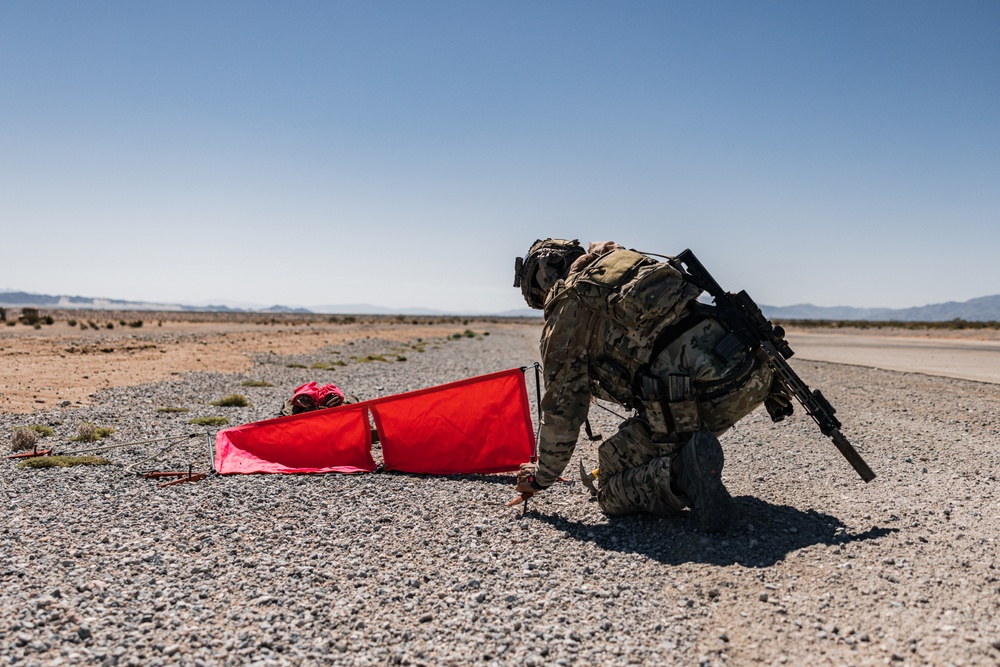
[292,381,345,405]
[372,368,535,475]
[215,403,375,474]
[316,383,345,405]
[292,381,321,402]
[214,368,535,476]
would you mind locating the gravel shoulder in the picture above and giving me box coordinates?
[2,323,999,666]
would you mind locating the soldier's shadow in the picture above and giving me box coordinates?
[530,495,898,568]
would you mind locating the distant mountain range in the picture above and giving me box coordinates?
[0,290,540,318]
[2,289,998,321]
[760,294,1000,322]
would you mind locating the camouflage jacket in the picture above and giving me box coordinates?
[533,244,772,487]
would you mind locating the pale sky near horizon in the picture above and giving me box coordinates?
[2,2,998,313]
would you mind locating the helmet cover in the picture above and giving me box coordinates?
[514,238,585,309]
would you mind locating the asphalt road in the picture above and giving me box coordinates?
[785,331,1000,385]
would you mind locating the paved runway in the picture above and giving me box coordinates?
[785,331,1000,384]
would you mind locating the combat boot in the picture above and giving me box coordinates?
[677,429,735,532]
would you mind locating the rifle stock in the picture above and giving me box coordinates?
[671,250,876,483]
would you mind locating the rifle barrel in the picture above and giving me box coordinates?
[831,429,877,482]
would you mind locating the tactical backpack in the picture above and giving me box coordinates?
[544,248,770,437]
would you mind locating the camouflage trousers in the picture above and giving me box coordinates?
[596,418,690,516]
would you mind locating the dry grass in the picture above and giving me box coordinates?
[17,455,110,469]
[352,354,390,363]
[72,423,115,442]
[210,394,249,408]
[188,416,229,427]
[11,427,40,452]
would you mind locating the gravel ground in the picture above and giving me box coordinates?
[2,325,1000,666]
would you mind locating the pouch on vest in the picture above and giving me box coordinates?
[666,373,701,435]
[639,374,670,433]
[639,372,700,435]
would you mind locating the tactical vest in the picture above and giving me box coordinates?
[543,248,772,437]
[543,249,702,409]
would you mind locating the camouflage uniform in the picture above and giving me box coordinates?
[534,243,774,516]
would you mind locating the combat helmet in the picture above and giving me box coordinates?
[514,238,586,309]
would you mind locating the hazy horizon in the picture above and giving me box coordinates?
[3,286,999,316]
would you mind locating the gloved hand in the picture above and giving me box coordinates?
[506,462,542,507]
[515,462,539,496]
[764,391,794,422]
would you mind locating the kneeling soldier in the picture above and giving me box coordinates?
[513,239,787,531]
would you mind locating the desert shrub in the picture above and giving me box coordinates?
[396,355,407,362]
[188,416,229,427]
[67,319,77,327]
[286,363,307,369]
[26,425,54,437]
[128,320,143,328]
[241,380,274,387]
[156,407,190,413]
[352,354,389,363]
[342,316,356,324]
[105,322,114,329]
[72,423,115,442]
[33,323,41,330]
[119,320,127,326]
[463,329,476,338]
[210,394,249,407]
[88,321,99,330]
[18,455,110,469]
[42,316,54,325]
[310,362,332,370]
[5,321,15,327]
[11,428,40,452]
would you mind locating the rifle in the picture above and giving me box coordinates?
[669,249,876,482]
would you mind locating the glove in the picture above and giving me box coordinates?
[515,462,545,496]
[316,384,345,408]
[516,462,537,491]
[764,391,794,422]
[508,463,542,507]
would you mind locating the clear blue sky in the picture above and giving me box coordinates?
[2,1,997,312]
